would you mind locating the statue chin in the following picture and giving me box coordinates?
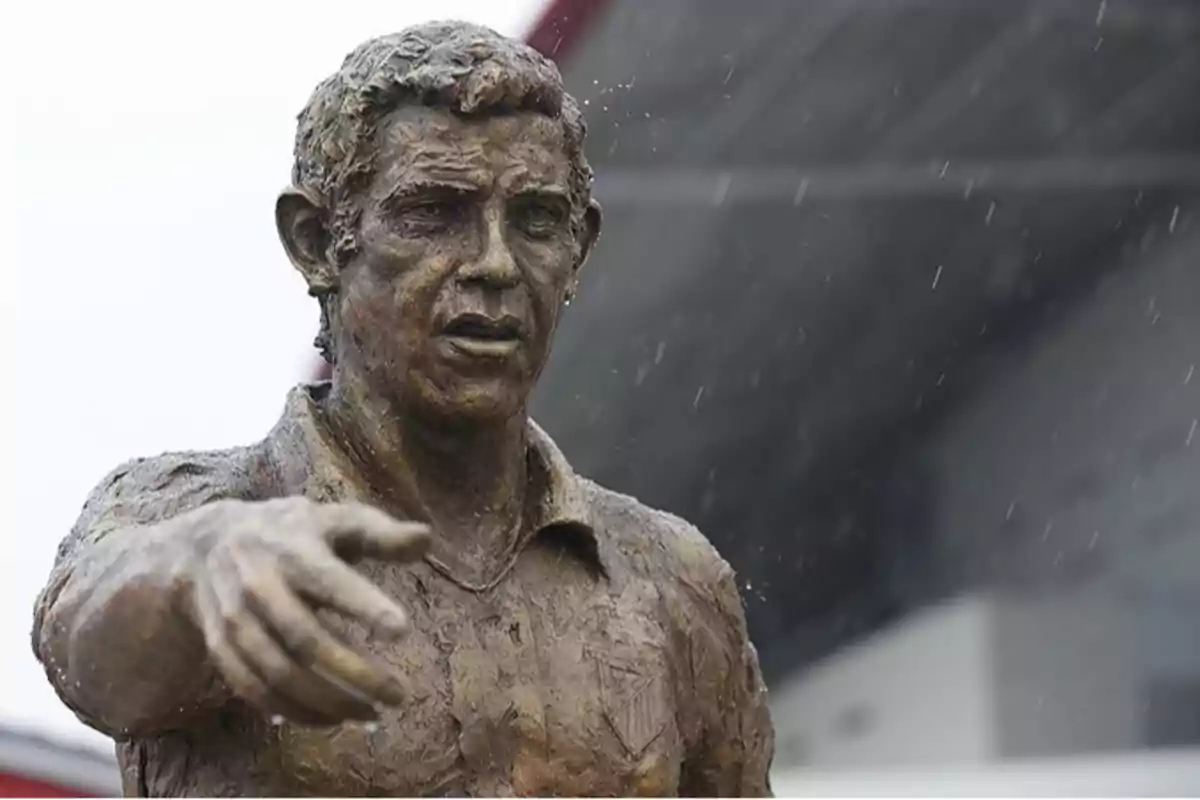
[408,377,529,427]
[439,390,526,426]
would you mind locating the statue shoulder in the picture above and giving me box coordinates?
[583,481,737,598]
[63,445,265,561]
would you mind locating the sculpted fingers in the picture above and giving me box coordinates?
[223,550,386,721]
[193,578,341,727]
[248,572,408,707]
[295,554,415,640]
[315,502,431,563]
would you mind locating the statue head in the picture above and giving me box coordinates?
[277,21,602,424]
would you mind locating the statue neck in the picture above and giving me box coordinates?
[317,373,528,543]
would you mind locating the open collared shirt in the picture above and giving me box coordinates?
[35,383,774,797]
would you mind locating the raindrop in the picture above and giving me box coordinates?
[938,160,951,179]
[931,264,944,290]
[1096,0,1107,25]
[1093,36,1104,52]
[635,362,651,386]
[1187,419,1197,447]
[693,386,706,409]
[713,173,731,205]
[963,179,975,199]
[1169,205,1180,234]
[654,341,666,364]
[793,178,810,206]
[1088,531,1100,550]
[1185,364,1194,385]
[985,201,996,225]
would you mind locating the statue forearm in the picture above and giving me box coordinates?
[32,519,225,739]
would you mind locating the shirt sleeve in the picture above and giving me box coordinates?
[32,450,250,734]
[37,450,245,603]
[679,555,776,797]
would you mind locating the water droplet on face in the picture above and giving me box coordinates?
[270,714,286,726]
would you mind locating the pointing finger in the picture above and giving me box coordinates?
[315,503,432,563]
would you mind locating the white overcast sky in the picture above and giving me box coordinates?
[0,0,547,751]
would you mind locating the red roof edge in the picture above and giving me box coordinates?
[311,0,610,383]
[524,0,612,59]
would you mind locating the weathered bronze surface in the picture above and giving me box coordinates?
[31,21,774,797]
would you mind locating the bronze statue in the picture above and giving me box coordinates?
[31,21,774,797]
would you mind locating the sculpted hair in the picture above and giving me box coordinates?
[292,21,594,362]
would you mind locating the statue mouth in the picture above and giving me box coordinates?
[442,312,522,340]
[440,313,523,358]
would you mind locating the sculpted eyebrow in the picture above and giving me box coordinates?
[382,179,480,206]
[514,185,569,201]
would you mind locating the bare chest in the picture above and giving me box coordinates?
[270,550,685,797]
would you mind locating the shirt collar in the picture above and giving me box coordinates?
[268,383,606,578]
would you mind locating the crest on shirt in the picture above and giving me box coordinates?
[595,652,669,757]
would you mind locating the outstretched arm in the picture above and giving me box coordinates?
[32,453,240,739]
[34,448,430,741]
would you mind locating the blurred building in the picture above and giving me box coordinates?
[526,0,1200,779]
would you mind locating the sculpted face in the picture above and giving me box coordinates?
[280,106,601,423]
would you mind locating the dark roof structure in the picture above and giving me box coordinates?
[525,0,1200,680]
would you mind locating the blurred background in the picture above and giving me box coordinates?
[4,0,1200,794]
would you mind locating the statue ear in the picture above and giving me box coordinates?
[577,198,603,270]
[276,186,337,294]
[566,199,602,304]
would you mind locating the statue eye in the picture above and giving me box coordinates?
[387,195,468,235]
[513,198,567,239]
[406,199,463,223]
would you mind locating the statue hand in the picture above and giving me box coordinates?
[178,497,430,726]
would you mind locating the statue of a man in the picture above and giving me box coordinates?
[32,21,774,797]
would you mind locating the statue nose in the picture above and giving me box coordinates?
[457,224,519,289]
